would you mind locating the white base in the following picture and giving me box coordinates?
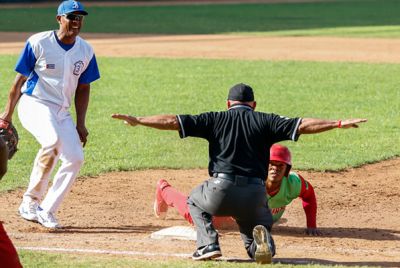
[150,225,196,241]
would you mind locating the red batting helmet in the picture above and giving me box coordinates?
[270,144,292,166]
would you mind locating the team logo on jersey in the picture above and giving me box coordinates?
[72,1,79,9]
[270,206,286,215]
[73,61,85,76]
[46,64,55,69]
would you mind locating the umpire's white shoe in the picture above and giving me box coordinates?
[253,225,272,264]
[18,200,39,222]
[37,209,61,229]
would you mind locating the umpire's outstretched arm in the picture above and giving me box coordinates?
[111,114,180,131]
[298,118,367,134]
[111,114,367,133]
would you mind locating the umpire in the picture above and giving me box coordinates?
[112,83,366,263]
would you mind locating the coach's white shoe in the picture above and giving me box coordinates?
[37,209,61,229]
[18,200,39,222]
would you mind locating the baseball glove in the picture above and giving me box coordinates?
[0,119,19,160]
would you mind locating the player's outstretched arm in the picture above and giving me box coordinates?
[298,118,367,134]
[298,174,323,236]
[112,114,180,131]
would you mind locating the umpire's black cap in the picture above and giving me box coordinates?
[227,83,254,102]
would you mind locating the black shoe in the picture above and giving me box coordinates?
[253,225,272,264]
[192,243,222,260]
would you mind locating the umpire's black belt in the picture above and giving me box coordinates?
[213,173,264,186]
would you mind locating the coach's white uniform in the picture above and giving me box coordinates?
[16,30,100,213]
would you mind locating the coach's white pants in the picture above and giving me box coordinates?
[18,95,84,213]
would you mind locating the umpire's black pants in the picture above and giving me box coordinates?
[187,175,276,258]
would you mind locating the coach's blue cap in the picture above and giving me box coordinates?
[57,0,88,16]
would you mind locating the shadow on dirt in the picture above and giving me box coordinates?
[273,226,400,241]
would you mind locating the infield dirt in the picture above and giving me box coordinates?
[1,159,399,265]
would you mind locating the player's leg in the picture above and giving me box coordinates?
[154,179,171,219]
[17,95,61,221]
[39,114,83,228]
[154,179,193,223]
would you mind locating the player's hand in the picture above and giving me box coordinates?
[340,119,367,129]
[0,113,12,123]
[112,114,139,127]
[76,124,88,147]
[305,228,323,236]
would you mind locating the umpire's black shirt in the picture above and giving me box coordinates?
[177,104,301,179]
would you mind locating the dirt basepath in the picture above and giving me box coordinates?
[2,32,400,63]
[0,26,399,265]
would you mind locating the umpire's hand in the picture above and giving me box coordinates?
[112,114,139,127]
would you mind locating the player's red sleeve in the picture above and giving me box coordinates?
[0,222,22,268]
[298,174,317,228]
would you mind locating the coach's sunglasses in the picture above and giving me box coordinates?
[63,13,84,22]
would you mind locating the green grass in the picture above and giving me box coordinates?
[18,250,378,268]
[0,0,400,37]
[1,56,399,191]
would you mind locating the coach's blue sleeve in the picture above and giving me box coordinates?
[79,54,100,84]
[15,41,36,77]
